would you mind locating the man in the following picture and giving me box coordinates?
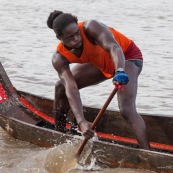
[47,10,150,150]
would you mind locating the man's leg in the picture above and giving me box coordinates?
[54,80,69,132]
[54,63,107,132]
[117,61,150,150]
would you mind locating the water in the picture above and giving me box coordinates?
[0,0,173,172]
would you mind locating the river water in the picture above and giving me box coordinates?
[0,0,173,172]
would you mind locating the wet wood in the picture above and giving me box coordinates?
[18,90,173,146]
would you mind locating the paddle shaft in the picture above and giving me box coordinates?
[77,87,119,155]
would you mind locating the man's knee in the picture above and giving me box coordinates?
[119,105,136,122]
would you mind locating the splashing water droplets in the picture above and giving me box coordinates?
[43,137,104,173]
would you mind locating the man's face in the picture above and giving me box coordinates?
[58,23,83,49]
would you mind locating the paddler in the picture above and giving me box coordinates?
[47,10,150,150]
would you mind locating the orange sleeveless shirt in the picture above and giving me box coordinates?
[57,21,132,78]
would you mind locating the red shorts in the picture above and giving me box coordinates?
[124,41,143,60]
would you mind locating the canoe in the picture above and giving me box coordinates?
[0,62,173,172]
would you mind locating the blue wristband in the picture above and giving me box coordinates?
[113,71,129,85]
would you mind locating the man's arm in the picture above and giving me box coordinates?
[52,51,94,138]
[84,20,125,71]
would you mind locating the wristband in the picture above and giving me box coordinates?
[116,68,124,72]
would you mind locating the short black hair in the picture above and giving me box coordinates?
[47,10,78,36]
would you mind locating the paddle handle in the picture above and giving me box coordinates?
[77,86,119,155]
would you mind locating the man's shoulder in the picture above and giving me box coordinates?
[84,20,108,33]
[52,50,60,59]
[83,20,98,29]
[52,51,69,64]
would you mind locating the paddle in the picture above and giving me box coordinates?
[77,84,121,155]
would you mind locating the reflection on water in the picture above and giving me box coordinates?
[0,0,173,172]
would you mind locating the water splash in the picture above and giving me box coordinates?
[44,141,77,173]
[43,137,104,173]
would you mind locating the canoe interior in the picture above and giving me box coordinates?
[18,90,173,153]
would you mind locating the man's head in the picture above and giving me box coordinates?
[47,10,82,49]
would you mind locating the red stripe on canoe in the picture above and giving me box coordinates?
[20,96,173,152]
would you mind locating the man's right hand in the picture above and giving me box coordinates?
[78,120,94,139]
[113,71,129,85]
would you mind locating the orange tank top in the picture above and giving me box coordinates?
[57,21,132,78]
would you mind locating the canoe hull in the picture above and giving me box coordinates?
[1,112,173,173]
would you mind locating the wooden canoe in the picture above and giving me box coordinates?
[0,62,173,172]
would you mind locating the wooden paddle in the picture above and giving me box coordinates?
[77,85,121,155]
